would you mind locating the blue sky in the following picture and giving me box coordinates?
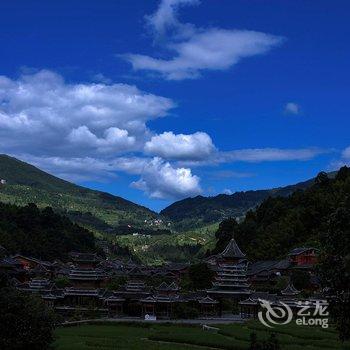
[0,0,349,211]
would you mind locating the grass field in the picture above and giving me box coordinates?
[54,321,350,350]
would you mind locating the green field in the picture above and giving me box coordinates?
[54,321,350,350]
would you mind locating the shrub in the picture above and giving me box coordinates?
[173,304,199,319]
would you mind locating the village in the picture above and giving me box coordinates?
[0,238,325,322]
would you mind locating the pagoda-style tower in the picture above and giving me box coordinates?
[207,238,251,299]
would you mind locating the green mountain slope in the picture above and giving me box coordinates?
[0,154,167,234]
[161,178,317,231]
[213,167,350,261]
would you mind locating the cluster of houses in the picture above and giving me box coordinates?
[0,239,325,320]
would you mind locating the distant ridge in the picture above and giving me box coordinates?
[161,176,322,231]
[0,154,168,235]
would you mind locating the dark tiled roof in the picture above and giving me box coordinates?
[127,266,150,277]
[140,296,156,303]
[69,252,100,262]
[248,259,291,275]
[199,296,218,304]
[288,247,318,256]
[12,255,52,267]
[274,259,291,270]
[64,288,102,296]
[157,282,169,291]
[163,263,189,271]
[168,282,179,291]
[281,283,300,296]
[156,281,180,292]
[0,257,22,267]
[220,238,245,259]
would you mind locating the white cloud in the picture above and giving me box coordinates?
[222,188,233,195]
[342,146,350,159]
[284,102,300,115]
[123,0,283,80]
[0,69,327,201]
[146,0,199,39]
[13,153,202,200]
[221,148,323,163]
[0,70,174,156]
[91,73,112,84]
[212,170,255,179]
[178,148,327,167]
[131,157,202,199]
[330,146,350,169]
[16,154,149,183]
[144,131,215,160]
[126,29,283,80]
[67,126,136,153]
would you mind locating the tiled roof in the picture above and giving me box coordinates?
[248,259,290,275]
[281,283,300,296]
[199,296,218,304]
[220,238,245,259]
[288,247,318,256]
[12,254,52,267]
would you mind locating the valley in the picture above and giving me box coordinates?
[0,154,336,264]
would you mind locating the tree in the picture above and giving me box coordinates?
[106,276,127,290]
[0,202,96,261]
[318,207,350,341]
[315,171,330,186]
[187,263,215,290]
[180,263,215,291]
[0,274,56,349]
[54,276,71,288]
[335,166,350,182]
[291,270,310,290]
[212,218,238,255]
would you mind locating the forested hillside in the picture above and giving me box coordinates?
[0,202,96,260]
[213,167,350,261]
[0,155,169,235]
[161,177,315,231]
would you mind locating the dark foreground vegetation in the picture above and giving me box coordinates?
[0,274,56,350]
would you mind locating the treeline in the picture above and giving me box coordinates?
[213,166,350,261]
[0,202,96,261]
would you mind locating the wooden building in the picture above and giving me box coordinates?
[288,247,319,268]
[207,238,251,300]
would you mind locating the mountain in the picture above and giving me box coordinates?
[0,154,169,235]
[161,177,317,231]
[213,167,350,261]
